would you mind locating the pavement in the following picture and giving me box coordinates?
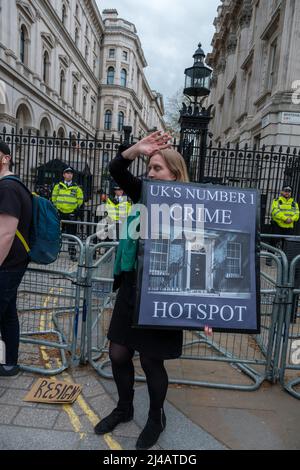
[0,360,299,451]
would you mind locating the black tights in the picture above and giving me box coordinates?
[109,341,168,412]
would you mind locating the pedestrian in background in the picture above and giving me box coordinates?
[94,131,189,450]
[0,142,32,376]
[51,167,83,261]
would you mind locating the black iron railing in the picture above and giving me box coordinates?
[2,127,300,233]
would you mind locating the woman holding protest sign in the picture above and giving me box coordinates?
[94,131,189,449]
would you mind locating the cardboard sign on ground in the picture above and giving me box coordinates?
[23,378,82,404]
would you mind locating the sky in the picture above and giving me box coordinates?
[97,0,220,102]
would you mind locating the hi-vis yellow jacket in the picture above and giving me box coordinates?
[271,196,300,229]
[106,197,131,221]
[51,182,84,214]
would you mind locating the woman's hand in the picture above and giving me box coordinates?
[121,131,172,160]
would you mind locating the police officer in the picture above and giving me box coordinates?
[271,185,299,236]
[106,183,131,240]
[51,167,83,260]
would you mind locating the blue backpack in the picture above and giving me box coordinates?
[3,176,61,264]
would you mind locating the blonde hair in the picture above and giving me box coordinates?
[150,148,189,182]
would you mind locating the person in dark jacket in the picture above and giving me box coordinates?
[94,131,189,450]
[0,142,32,376]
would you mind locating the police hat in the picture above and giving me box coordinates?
[282,185,292,192]
[0,141,11,155]
[63,166,74,173]
[112,182,121,190]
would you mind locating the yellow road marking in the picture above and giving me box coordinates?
[40,283,123,449]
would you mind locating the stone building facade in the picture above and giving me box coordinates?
[207,0,300,148]
[0,0,165,138]
[100,9,164,138]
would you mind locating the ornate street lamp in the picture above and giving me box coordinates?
[183,43,212,98]
[179,43,213,182]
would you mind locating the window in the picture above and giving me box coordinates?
[149,240,169,274]
[85,44,89,61]
[59,69,65,99]
[120,69,127,87]
[75,27,79,47]
[109,48,115,58]
[93,59,96,73]
[253,133,261,149]
[107,67,114,85]
[85,25,89,37]
[75,4,79,17]
[268,38,278,90]
[94,40,96,52]
[122,50,128,61]
[20,25,28,64]
[43,50,50,85]
[104,110,112,130]
[118,111,124,132]
[226,242,242,278]
[83,95,87,119]
[72,84,77,110]
[91,103,95,126]
[62,4,67,26]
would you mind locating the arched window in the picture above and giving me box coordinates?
[20,25,28,65]
[43,50,50,85]
[40,117,51,136]
[57,127,65,139]
[120,69,127,87]
[72,84,77,110]
[75,27,79,47]
[91,104,95,126]
[62,4,67,25]
[83,95,87,119]
[107,67,114,85]
[104,110,112,130]
[59,70,65,99]
[16,103,32,132]
[118,111,124,132]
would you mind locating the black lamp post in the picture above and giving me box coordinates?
[179,43,213,182]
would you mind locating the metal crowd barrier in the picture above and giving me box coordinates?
[87,240,288,391]
[12,227,300,399]
[17,233,85,375]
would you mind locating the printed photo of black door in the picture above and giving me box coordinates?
[147,229,251,298]
[190,250,206,290]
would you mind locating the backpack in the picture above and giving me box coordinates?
[2,176,61,264]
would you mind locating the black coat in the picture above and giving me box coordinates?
[107,153,183,360]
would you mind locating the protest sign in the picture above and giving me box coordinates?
[134,181,260,333]
[23,378,82,404]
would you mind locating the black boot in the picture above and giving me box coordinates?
[94,404,134,435]
[136,409,166,450]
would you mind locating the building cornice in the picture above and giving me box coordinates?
[241,47,254,71]
[100,84,143,110]
[260,5,281,40]
[1,58,94,135]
